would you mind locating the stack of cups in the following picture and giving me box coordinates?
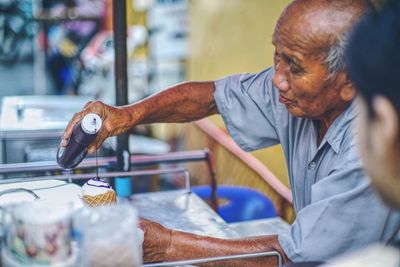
[73,201,143,267]
[1,200,76,267]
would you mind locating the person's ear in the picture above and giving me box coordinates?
[340,84,356,102]
[372,96,399,149]
[339,74,356,102]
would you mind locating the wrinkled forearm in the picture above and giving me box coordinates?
[122,81,218,127]
[165,231,289,267]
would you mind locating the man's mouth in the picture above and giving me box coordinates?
[279,94,293,104]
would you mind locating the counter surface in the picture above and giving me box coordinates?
[132,190,290,239]
[131,190,237,239]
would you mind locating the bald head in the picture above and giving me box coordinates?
[274,0,370,76]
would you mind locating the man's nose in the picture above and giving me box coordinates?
[272,69,290,92]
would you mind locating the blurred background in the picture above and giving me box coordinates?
[0,0,294,222]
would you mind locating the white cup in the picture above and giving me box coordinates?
[2,201,75,266]
[73,202,142,267]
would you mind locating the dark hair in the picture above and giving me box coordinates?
[346,0,400,117]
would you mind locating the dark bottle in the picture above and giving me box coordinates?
[57,113,102,169]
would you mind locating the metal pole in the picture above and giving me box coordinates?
[205,148,218,212]
[112,0,131,196]
[0,150,211,174]
[143,251,283,267]
[0,168,189,185]
[112,0,130,174]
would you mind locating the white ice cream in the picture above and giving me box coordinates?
[82,178,113,196]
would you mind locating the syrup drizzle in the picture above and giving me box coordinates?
[87,179,111,189]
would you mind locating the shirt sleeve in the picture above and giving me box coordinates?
[214,67,285,152]
[278,164,400,262]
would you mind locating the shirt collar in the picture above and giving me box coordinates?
[317,100,358,154]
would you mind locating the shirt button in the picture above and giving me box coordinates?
[308,161,316,170]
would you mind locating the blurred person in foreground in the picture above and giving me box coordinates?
[320,1,400,266]
[60,0,400,266]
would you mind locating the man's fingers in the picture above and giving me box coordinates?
[139,218,150,230]
[87,131,106,154]
[87,138,103,154]
[87,144,97,155]
[87,139,100,154]
[62,101,109,151]
[60,137,69,147]
[83,101,93,109]
[61,123,74,143]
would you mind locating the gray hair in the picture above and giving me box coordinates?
[324,33,350,79]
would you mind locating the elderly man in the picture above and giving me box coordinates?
[61,0,400,265]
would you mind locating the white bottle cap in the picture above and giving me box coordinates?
[81,113,102,134]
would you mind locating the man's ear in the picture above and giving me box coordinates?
[372,96,399,148]
[339,74,356,102]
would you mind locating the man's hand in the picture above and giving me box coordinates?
[60,101,134,154]
[139,218,173,263]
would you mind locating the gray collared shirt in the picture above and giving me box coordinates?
[214,67,400,262]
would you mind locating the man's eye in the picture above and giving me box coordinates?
[274,52,280,68]
[290,64,304,75]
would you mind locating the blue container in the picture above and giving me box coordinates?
[192,185,276,223]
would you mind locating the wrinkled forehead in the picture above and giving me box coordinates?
[272,16,322,57]
[272,2,349,56]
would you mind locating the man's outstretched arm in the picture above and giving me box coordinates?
[133,81,218,124]
[60,81,217,153]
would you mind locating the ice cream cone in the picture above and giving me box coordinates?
[82,190,117,207]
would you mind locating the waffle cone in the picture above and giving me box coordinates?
[82,190,117,207]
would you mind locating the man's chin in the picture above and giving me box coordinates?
[380,193,400,209]
[286,106,305,118]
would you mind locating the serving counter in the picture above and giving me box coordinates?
[0,170,288,266]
